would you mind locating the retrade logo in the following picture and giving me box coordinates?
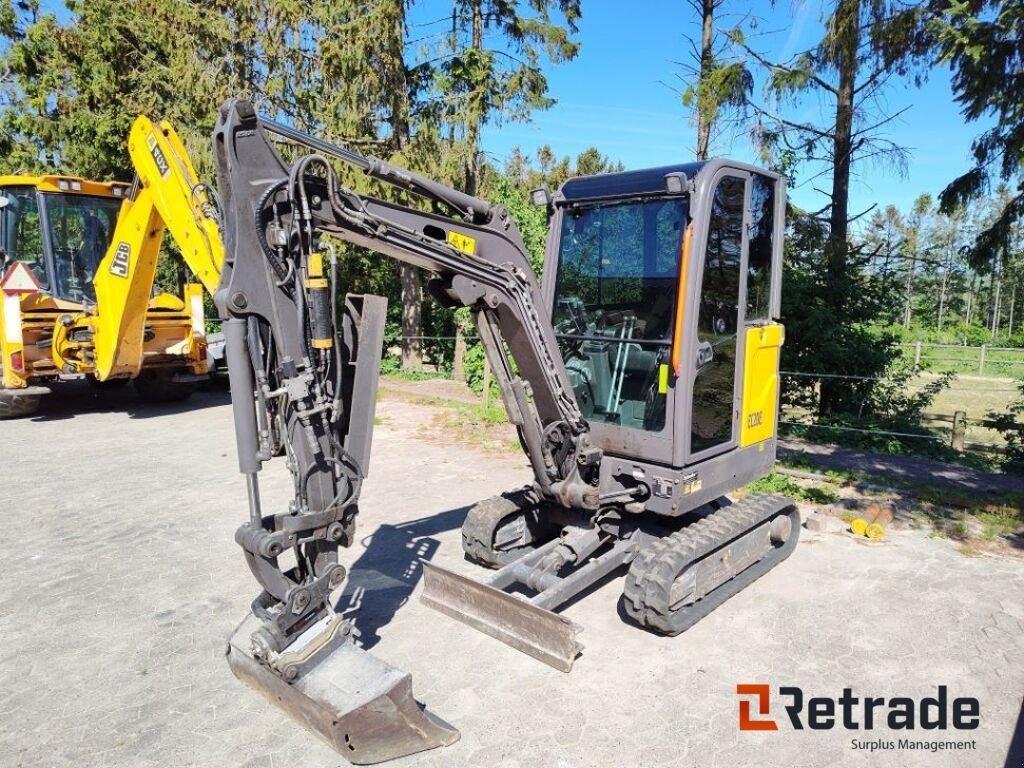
[736,685,980,732]
[737,684,778,731]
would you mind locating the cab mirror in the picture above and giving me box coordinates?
[0,195,9,210]
[530,187,551,208]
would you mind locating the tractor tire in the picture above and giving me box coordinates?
[133,371,196,403]
[87,374,130,390]
[0,388,45,419]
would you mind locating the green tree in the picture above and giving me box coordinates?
[673,0,751,159]
[439,0,581,195]
[926,1,1024,268]
[733,1,925,414]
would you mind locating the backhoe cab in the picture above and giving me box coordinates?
[212,99,798,764]
[0,117,222,418]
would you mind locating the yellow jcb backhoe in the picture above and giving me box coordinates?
[0,116,223,417]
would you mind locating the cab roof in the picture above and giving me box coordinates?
[557,162,708,204]
[0,174,131,198]
[555,158,782,205]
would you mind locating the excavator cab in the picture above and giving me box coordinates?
[542,162,785,503]
[0,177,128,302]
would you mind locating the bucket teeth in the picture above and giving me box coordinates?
[420,561,583,672]
[226,614,459,765]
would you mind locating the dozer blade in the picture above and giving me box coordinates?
[226,614,459,765]
[420,561,583,672]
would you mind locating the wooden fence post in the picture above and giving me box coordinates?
[952,410,967,452]
[978,345,986,375]
[914,341,922,368]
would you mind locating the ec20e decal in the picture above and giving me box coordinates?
[109,242,131,277]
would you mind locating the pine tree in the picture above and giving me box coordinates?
[674,0,750,160]
[439,0,581,195]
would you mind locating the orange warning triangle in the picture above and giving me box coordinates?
[1,261,42,294]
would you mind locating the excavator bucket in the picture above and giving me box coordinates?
[226,614,459,765]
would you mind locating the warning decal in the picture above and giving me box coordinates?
[447,230,477,255]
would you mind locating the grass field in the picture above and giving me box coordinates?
[916,373,1020,447]
[905,343,1024,378]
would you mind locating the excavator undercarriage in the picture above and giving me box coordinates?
[212,98,800,763]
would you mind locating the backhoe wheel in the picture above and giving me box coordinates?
[0,387,46,419]
[269,408,287,457]
[461,488,555,568]
[133,371,196,403]
[87,374,130,390]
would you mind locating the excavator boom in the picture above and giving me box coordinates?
[88,115,223,381]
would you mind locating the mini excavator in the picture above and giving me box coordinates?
[213,98,799,764]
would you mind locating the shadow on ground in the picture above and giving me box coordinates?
[24,378,229,422]
[335,505,468,649]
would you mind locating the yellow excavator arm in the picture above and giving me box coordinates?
[74,115,223,381]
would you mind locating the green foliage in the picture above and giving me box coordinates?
[780,207,903,416]
[987,379,1024,470]
[745,472,840,505]
[487,175,548,274]
[927,0,1024,267]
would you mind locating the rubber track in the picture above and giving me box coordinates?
[622,494,800,635]
[461,488,539,568]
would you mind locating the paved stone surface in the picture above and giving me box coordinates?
[2,384,1023,767]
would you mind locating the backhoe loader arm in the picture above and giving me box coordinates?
[214,99,601,511]
[87,116,223,380]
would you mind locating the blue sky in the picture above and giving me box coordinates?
[455,1,984,220]
[38,0,982,219]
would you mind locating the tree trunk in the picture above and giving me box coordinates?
[989,252,1002,336]
[386,1,423,372]
[827,0,859,277]
[819,0,859,417]
[937,239,952,330]
[465,0,484,196]
[695,0,715,160]
[1008,283,1016,336]
[400,265,423,371]
[938,271,948,330]
[452,318,467,382]
[903,255,914,329]
[966,270,976,326]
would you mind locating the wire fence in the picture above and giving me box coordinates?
[899,342,1024,377]
[385,334,1023,457]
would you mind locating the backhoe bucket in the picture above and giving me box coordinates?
[420,561,583,672]
[226,614,459,765]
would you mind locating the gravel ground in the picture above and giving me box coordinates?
[1,383,1022,768]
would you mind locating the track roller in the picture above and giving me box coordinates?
[622,493,799,635]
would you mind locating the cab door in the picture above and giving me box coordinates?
[685,170,750,462]
[681,167,786,464]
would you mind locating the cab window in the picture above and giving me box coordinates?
[552,197,687,433]
[0,187,47,288]
[43,193,124,301]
